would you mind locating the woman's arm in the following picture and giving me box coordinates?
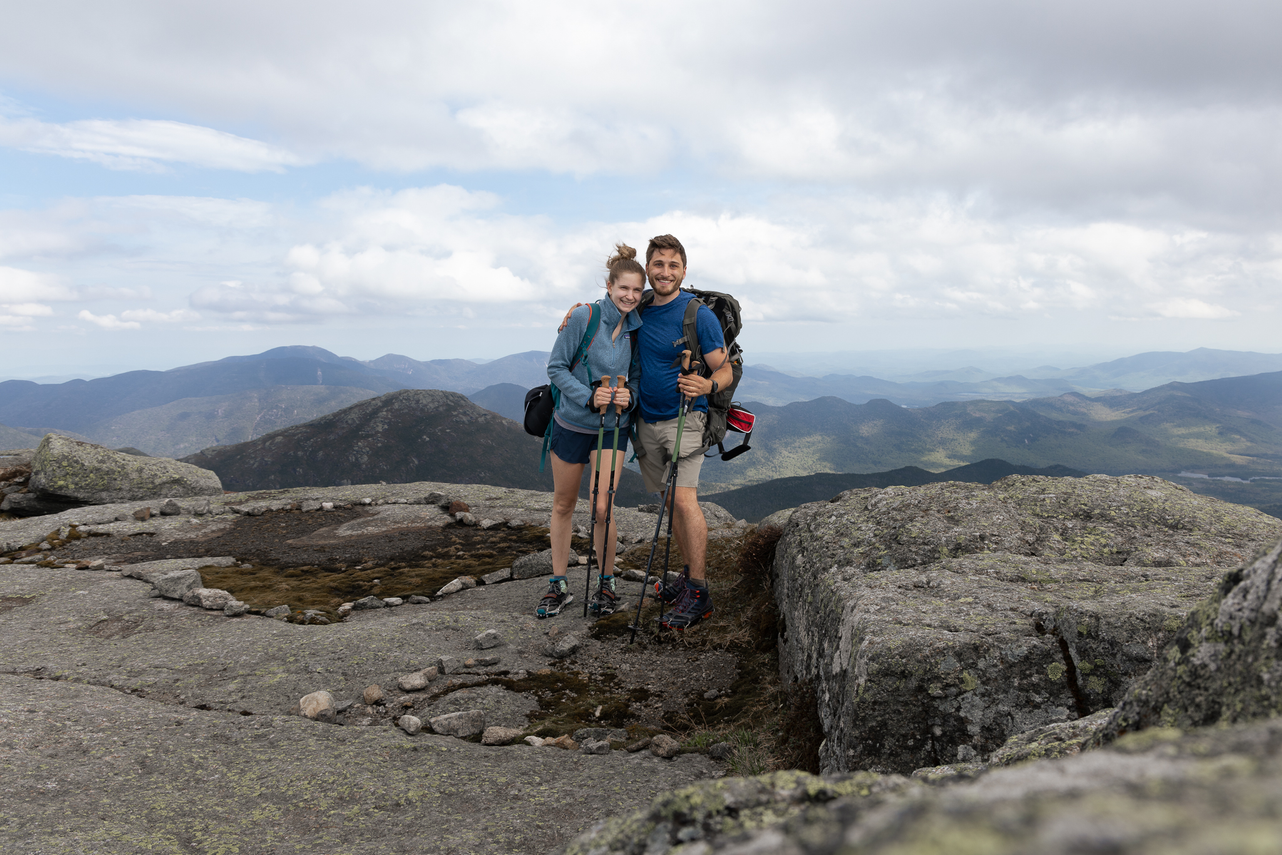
[546,304,594,408]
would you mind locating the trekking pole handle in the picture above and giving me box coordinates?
[599,375,611,414]
[615,375,627,414]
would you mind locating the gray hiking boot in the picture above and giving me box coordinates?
[536,577,572,618]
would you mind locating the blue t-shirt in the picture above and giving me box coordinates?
[637,291,725,422]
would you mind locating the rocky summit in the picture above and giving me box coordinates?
[767,474,1281,774]
[6,442,1282,854]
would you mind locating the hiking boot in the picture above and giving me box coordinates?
[661,584,713,630]
[588,576,619,616]
[655,566,689,605]
[536,577,572,618]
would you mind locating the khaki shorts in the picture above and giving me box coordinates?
[636,412,706,493]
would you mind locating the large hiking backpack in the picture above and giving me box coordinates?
[642,288,754,461]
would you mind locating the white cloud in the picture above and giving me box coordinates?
[0,115,304,172]
[1150,298,1238,319]
[0,267,75,301]
[119,308,200,323]
[0,0,1276,221]
[78,310,141,330]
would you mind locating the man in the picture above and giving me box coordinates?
[633,234,734,629]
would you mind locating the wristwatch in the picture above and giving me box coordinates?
[710,380,719,395]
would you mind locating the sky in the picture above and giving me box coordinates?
[1,0,1280,379]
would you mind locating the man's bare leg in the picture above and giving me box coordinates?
[668,485,707,581]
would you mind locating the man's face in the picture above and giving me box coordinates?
[646,248,685,297]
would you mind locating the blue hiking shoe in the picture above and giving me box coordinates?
[661,583,713,630]
[589,575,620,616]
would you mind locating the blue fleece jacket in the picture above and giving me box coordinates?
[546,297,642,432]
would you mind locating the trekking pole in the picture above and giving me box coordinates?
[592,374,627,616]
[585,376,612,617]
[630,351,698,643]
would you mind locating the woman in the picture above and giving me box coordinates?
[538,244,645,618]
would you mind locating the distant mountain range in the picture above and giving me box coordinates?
[700,370,1282,488]
[2,344,1281,470]
[703,459,1088,522]
[739,347,1282,406]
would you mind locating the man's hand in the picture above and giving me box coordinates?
[676,347,732,400]
[557,303,587,333]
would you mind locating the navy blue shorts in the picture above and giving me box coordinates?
[550,420,630,466]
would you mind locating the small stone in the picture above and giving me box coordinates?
[464,656,500,668]
[544,735,579,751]
[650,734,680,759]
[224,600,248,617]
[436,576,477,596]
[619,569,648,583]
[265,605,292,619]
[407,595,431,604]
[545,632,581,660]
[581,739,611,755]
[481,568,511,585]
[360,497,373,505]
[455,512,476,526]
[321,502,335,511]
[709,742,735,761]
[192,498,211,515]
[182,588,234,610]
[338,603,354,617]
[299,690,335,721]
[482,726,523,746]
[474,629,504,649]
[429,709,485,738]
[625,737,653,753]
[85,559,106,571]
[704,689,720,700]
[438,656,464,674]
[397,667,439,691]
[351,596,385,610]
[523,736,545,747]
[425,492,447,506]
[448,500,470,515]
[132,508,151,521]
[159,499,182,516]
[363,685,385,705]
[479,519,501,530]
[382,597,404,606]
[398,715,422,735]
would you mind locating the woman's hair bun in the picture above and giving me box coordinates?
[607,243,637,266]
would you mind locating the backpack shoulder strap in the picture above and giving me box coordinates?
[682,295,706,372]
[570,302,601,372]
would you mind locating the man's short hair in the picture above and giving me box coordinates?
[646,234,687,267]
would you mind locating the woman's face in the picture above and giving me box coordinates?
[609,271,644,314]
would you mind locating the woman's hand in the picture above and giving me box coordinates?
[592,384,630,411]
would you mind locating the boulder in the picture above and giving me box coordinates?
[556,725,1282,855]
[1095,537,1282,744]
[771,474,1282,774]
[29,435,222,506]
